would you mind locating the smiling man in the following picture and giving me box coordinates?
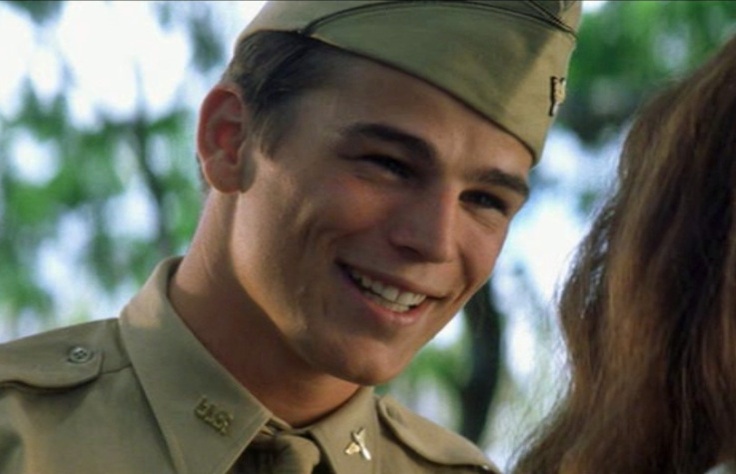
[0,2,580,473]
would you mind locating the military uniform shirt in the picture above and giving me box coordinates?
[0,258,498,473]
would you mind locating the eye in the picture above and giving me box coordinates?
[363,155,412,179]
[461,190,510,215]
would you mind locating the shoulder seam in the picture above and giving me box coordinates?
[376,395,497,472]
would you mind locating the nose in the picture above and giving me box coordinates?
[387,188,457,263]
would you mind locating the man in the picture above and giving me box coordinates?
[0,1,580,472]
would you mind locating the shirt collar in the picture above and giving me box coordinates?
[120,258,271,474]
[120,258,382,474]
[309,386,379,474]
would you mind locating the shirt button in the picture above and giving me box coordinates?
[67,346,94,364]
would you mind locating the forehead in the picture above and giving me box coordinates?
[294,52,533,174]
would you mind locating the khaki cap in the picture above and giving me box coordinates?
[238,1,581,163]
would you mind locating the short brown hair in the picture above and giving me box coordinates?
[221,30,346,154]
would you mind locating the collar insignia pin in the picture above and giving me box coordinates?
[344,427,372,461]
[194,396,234,436]
[549,76,567,116]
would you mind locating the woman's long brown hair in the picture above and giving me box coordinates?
[513,35,736,474]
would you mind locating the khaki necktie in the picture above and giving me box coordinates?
[234,427,322,473]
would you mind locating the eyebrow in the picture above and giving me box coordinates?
[473,168,530,201]
[339,122,434,162]
[338,121,530,200]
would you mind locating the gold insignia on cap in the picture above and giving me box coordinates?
[236,1,582,164]
[194,396,234,436]
[344,427,372,461]
[549,76,567,117]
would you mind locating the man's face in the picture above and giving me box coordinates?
[227,54,532,385]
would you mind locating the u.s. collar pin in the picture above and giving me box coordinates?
[344,427,372,461]
[549,76,567,116]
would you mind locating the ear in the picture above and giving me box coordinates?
[196,84,252,193]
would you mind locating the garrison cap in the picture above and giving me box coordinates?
[237,1,582,163]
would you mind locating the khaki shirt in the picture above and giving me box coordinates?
[0,259,498,473]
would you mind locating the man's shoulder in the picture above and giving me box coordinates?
[0,319,178,472]
[375,394,500,474]
[0,319,129,392]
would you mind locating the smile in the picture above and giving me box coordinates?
[347,268,427,313]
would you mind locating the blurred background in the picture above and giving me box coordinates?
[2,0,736,470]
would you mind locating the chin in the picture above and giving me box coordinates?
[330,358,409,387]
[301,339,415,386]
[345,372,397,387]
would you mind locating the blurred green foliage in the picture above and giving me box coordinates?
[5,0,62,24]
[562,0,736,146]
[2,0,736,460]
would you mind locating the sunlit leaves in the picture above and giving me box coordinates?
[0,1,213,337]
[562,1,736,146]
[5,0,62,24]
[153,1,226,74]
[189,9,226,73]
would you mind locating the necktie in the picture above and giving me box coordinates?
[268,433,322,473]
[234,426,322,473]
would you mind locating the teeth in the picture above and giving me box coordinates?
[348,268,428,311]
[380,284,398,302]
[396,291,420,305]
[365,292,411,313]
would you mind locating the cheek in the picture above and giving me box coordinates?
[306,175,395,230]
[463,229,509,289]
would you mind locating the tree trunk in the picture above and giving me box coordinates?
[459,279,503,444]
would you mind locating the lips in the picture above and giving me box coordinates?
[346,267,427,313]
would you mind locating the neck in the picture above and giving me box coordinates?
[168,205,359,426]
